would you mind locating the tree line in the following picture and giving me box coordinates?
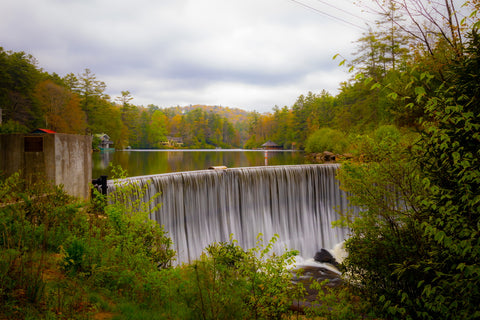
[0,46,425,151]
[0,58,248,149]
[1,0,461,152]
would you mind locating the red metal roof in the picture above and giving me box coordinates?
[31,128,57,134]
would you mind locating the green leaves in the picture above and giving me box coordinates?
[337,28,480,317]
[414,86,426,102]
[387,92,398,100]
[333,53,347,68]
[370,82,382,90]
[189,234,300,319]
[304,127,349,154]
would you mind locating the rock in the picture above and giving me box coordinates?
[337,153,353,161]
[290,265,343,313]
[306,151,338,163]
[314,249,339,267]
[322,151,336,162]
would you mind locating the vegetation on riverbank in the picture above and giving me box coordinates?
[335,25,480,320]
[2,167,377,319]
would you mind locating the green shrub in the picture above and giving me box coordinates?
[305,127,349,154]
[0,166,176,318]
[175,234,302,320]
[336,148,425,317]
[63,237,87,274]
[0,166,311,319]
[92,234,303,319]
[305,280,378,320]
[348,125,403,161]
[336,31,480,320]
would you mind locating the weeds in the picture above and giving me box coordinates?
[0,169,175,319]
[2,168,358,319]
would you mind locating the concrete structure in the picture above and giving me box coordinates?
[0,133,92,199]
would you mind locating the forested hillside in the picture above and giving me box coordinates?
[0,59,248,149]
[0,6,436,152]
[0,0,478,152]
[0,43,414,151]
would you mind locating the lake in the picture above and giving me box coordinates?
[92,149,310,178]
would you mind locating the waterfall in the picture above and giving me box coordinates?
[107,164,354,264]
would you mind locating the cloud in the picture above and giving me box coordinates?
[0,0,371,112]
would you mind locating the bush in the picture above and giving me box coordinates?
[336,143,426,317]
[163,234,302,320]
[336,31,480,319]
[1,166,309,319]
[0,167,176,318]
[305,280,378,320]
[0,173,84,317]
[305,127,349,154]
[101,165,175,271]
[348,125,404,161]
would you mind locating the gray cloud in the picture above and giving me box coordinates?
[0,0,372,111]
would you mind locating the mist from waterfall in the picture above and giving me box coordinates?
[107,164,355,264]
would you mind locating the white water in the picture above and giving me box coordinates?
[107,164,355,264]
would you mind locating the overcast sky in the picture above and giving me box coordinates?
[1,0,377,112]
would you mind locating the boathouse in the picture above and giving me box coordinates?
[261,140,282,150]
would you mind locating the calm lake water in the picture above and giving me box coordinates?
[92,149,310,178]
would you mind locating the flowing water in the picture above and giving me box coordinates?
[107,163,355,264]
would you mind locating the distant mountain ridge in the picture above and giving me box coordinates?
[171,104,250,124]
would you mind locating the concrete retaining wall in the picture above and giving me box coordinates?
[0,133,92,199]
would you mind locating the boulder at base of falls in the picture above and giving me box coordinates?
[314,249,339,267]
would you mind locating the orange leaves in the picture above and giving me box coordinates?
[34,80,87,134]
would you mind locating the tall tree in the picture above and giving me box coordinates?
[116,90,133,106]
[0,48,42,128]
[33,80,86,134]
[370,0,469,64]
[146,110,168,148]
[271,106,293,148]
[352,28,387,80]
[375,0,411,71]
[68,68,108,124]
[89,101,126,148]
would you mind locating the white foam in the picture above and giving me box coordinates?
[288,255,341,274]
[331,241,347,264]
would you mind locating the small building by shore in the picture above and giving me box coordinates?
[95,133,114,151]
[160,136,184,148]
[261,140,283,150]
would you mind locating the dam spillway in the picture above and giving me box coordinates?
[107,164,353,264]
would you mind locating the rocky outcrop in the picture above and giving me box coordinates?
[307,151,354,163]
[314,248,339,267]
[290,265,343,313]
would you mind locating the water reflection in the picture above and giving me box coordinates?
[92,149,309,178]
